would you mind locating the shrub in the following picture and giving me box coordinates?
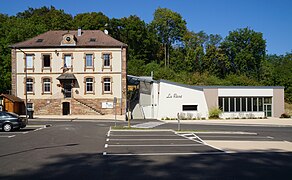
[280,113,291,118]
[208,107,222,119]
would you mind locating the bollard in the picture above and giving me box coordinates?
[177,113,181,131]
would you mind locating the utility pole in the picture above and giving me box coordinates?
[17,48,28,122]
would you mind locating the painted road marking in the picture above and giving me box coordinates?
[108,139,190,141]
[104,151,228,156]
[131,122,165,129]
[108,144,205,147]
[0,135,15,138]
[104,129,225,156]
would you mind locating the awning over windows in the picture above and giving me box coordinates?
[56,73,77,80]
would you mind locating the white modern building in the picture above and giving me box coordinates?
[128,76,284,120]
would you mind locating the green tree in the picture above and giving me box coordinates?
[151,8,187,67]
[73,12,109,30]
[220,27,266,80]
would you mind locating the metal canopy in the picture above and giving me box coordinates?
[127,75,154,85]
[56,73,77,80]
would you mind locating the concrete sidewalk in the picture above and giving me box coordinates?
[164,118,292,126]
[31,114,126,121]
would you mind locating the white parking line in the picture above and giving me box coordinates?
[108,139,190,141]
[104,151,228,156]
[0,135,15,138]
[108,135,178,137]
[108,144,204,147]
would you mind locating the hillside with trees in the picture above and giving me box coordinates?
[0,6,291,104]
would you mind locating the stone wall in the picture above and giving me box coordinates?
[31,98,121,116]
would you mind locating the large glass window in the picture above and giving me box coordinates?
[219,97,223,110]
[253,98,258,111]
[230,98,235,112]
[258,98,263,111]
[247,98,252,111]
[224,97,229,112]
[264,97,272,104]
[236,98,241,111]
[242,98,247,111]
[85,54,93,67]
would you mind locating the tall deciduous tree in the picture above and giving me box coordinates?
[73,12,109,30]
[220,27,266,80]
[151,7,187,67]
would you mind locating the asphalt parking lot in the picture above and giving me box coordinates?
[0,124,48,138]
[1,120,292,180]
[103,129,281,156]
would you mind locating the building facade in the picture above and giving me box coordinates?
[129,77,284,120]
[11,30,127,116]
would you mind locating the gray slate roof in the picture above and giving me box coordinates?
[57,73,77,80]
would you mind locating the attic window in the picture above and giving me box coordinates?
[36,39,43,43]
[89,38,96,42]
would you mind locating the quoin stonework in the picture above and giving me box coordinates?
[10,29,127,116]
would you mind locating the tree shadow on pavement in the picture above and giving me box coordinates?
[1,152,292,180]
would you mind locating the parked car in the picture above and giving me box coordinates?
[0,112,27,132]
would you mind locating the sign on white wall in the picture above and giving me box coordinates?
[102,102,113,109]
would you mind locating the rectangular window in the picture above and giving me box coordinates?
[242,98,246,111]
[264,97,272,104]
[182,105,198,111]
[253,98,258,111]
[43,55,50,67]
[219,97,223,110]
[86,78,93,93]
[85,54,93,67]
[26,55,33,68]
[236,97,241,112]
[26,78,33,92]
[43,78,51,93]
[103,54,110,67]
[230,98,235,112]
[258,97,263,111]
[224,97,229,112]
[64,55,71,68]
[104,78,111,92]
[247,97,252,111]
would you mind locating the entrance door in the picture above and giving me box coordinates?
[264,104,272,117]
[64,84,72,98]
[62,102,70,115]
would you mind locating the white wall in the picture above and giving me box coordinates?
[157,82,208,119]
[218,88,273,97]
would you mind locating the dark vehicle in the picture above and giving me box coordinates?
[0,112,27,132]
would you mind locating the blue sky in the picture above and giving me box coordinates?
[1,0,291,55]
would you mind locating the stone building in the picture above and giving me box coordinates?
[10,29,127,116]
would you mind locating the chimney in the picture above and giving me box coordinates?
[78,28,82,36]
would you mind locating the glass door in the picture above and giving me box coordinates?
[264,104,272,117]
